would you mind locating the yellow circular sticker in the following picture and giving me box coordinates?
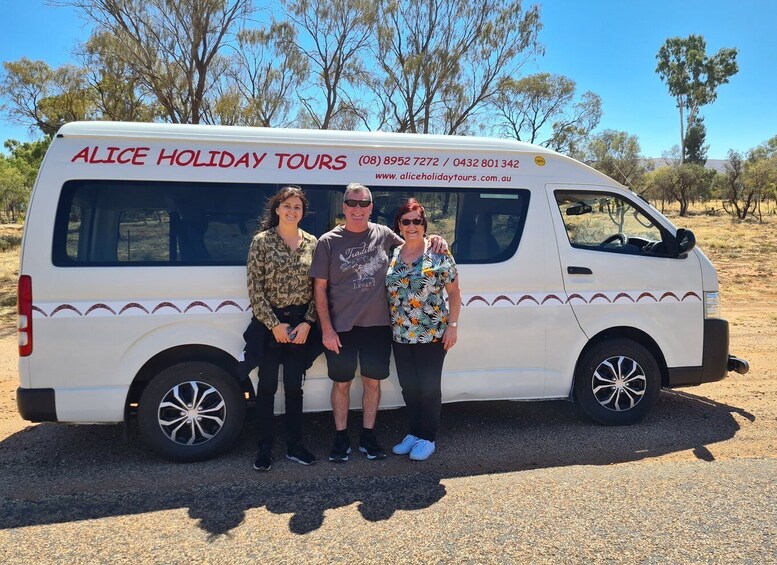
[534,155,546,167]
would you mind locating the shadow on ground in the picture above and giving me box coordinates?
[0,389,754,536]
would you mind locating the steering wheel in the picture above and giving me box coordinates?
[600,233,627,247]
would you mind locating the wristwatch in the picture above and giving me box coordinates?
[449,322,458,328]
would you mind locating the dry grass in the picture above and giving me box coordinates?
[0,204,774,328]
[663,204,777,303]
[0,225,23,328]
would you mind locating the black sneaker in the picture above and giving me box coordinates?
[287,443,316,466]
[359,433,387,460]
[328,433,351,462]
[253,447,273,471]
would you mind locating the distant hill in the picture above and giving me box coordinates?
[643,158,728,173]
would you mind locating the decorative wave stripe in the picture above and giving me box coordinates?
[464,291,701,307]
[31,300,251,318]
[30,291,702,318]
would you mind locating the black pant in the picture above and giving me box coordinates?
[392,341,447,442]
[255,339,306,447]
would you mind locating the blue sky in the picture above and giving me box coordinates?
[1,0,775,159]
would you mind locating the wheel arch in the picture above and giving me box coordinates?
[572,326,670,398]
[126,344,251,409]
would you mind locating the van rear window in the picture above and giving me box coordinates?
[53,181,529,266]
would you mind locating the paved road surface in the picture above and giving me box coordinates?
[0,393,774,563]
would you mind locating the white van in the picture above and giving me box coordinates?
[17,122,748,461]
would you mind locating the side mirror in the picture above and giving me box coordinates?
[675,228,696,257]
[566,203,592,216]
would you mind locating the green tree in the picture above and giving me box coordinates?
[61,0,253,124]
[579,130,646,192]
[0,160,28,222]
[215,22,308,127]
[79,32,159,122]
[717,150,754,220]
[0,58,95,136]
[684,116,708,165]
[493,72,601,154]
[0,139,50,222]
[646,162,711,216]
[283,0,376,130]
[656,35,738,163]
[373,0,542,134]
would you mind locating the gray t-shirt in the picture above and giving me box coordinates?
[310,223,403,333]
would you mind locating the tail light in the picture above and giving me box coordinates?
[18,275,32,357]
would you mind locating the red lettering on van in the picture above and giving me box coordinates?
[333,155,347,170]
[72,146,149,165]
[275,152,347,170]
[252,152,267,167]
[233,152,250,168]
[71,147,91,163]
[157,148,176,165]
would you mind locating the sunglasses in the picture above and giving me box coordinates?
[400,218,424,226]
[344,199,372,208]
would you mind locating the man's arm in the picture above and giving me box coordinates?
[314,278,341,354]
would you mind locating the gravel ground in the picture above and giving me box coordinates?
[0,301,774,563]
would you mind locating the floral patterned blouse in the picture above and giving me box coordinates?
[385,245,458,344]
[247,227,318,330]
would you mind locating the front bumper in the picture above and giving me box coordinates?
[666,319,748,387]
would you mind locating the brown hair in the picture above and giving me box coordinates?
[260,186,308,231]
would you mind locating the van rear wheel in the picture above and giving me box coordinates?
[574,339,661,425]
[138,361,245,462]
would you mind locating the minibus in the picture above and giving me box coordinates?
[17,122,748,461]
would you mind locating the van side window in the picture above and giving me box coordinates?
[118,210,171,262]
[53,181,529,266]
[370,190,529,264]
[555,191,671,256]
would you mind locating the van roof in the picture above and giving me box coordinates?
[57,121,561,154]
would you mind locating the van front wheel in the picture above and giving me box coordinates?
[574,339,661,425]
[138,361,245,462]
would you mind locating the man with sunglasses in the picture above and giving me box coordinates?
[310,183,447,462]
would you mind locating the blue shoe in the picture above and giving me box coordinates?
[409,439,436,461]
[392,434,419,455]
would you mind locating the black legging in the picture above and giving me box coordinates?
[255,339,307,447]
[392,341,447,442]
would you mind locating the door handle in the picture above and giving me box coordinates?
[567,266,593,275]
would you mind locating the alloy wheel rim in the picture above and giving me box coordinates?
[157,381,226,445]
[591,356,647,412]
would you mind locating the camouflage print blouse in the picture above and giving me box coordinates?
[247,227,318,329]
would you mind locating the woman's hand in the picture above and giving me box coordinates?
[442,326,457,350]
[272,323,292,343]
[290,322,311,344]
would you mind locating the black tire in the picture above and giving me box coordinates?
[574,338,661,425]
[138,361,246,462]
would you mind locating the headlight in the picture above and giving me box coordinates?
[704,291,720,319]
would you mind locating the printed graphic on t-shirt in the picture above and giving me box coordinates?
[339,242,386,290]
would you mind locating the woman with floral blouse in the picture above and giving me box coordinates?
[386,198,462,461]
[247,186,318,471]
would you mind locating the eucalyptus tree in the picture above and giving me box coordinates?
[373,0,542,134]
[493,72,601,154]
[214,22,307,127]
[0,58,95,136]
[59,0,253,124]
[281,0,377,130]
[656,35,738,163]
[79,32,159,122]
[580,129,645,192]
